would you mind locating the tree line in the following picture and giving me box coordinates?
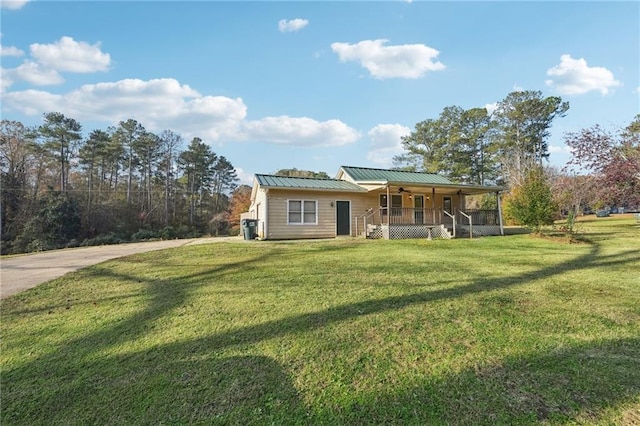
[394,90,640,224]
[393,90,570,188]
[1,113,250,254]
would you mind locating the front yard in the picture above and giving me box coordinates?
[1,217,639,424]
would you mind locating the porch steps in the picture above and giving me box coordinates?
[366,224,384,239]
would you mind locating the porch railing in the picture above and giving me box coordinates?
[356,208,377,237]
[459,210,472,239]
[456,209,500,226]
[443,210,456,237]
[379,207,443,225]
[357,207,499,231]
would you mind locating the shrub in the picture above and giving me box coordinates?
[80,233,126,247]
[131,229,161,241]
[503,166,557,234]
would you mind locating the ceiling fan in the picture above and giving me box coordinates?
[398,187,412,194]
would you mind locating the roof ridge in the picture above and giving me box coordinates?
[341,165,441,176]
[256,173,341,181]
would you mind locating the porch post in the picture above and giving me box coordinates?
[431,187,436,223]
[386,184,390,226]
[497,191,504,236]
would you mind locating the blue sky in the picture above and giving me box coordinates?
[1,1,638,184]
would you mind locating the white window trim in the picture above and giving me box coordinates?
[287,199,318,225]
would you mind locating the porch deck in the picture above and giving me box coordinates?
[358,208,502,239]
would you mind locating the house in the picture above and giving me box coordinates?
[246,166,504,240]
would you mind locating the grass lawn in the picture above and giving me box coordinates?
[1,217,639,425]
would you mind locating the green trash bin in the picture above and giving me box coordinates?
[242,219,258,240]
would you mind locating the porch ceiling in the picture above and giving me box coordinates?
[368,182,503,195]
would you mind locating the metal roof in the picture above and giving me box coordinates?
[339,166,454,185]
[255,174,366,192]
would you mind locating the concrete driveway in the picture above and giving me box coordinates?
[0,237,242,299]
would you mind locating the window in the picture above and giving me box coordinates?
[288,200,317,225]
[380,194,402,216]
[379,194,387,210]
[391,195,402,216]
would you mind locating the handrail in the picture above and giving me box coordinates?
[356,208,377,237]
[459,211,473,239]
[443,210,456,238]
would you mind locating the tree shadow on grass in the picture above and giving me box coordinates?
[2,242,640,424]
[3,352,308,425]
[310,336,640,425]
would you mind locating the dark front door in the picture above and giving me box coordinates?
[414,195,424,224]
[443,196,453,225]
[336,201,350,236]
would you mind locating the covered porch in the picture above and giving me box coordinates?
[354,183,504,239]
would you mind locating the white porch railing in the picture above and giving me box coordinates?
[443,210,456,238]
[356,207,500,238]
[356,208,377,237]
[458,210,473,239]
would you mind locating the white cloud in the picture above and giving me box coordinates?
[1,68,14,92]
[234,167,254,186]
[2,36,112,90]
[545,54,621,95]
[331,39,445,79]
[2,78,247,140]
[30,36,111,73]
[11,60,64,85]
[549,144,571,154]
[278,18,309,33]
[0,33,24,57]
[484,102,498,115]
[1,45,24,57]
[242,116,360,147]
[1,77,360,147]
[1,0,29,10]
[366,123,411,166]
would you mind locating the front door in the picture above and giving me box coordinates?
[336,201,351,236]
[414,195,424,224]
[443,196,453,225]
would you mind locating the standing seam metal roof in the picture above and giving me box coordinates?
[255,174,366,191]
[340,166,454,185]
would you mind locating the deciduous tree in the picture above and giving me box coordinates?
[228,185,252,231]
[503,166,557,234]
[564,115,640,208]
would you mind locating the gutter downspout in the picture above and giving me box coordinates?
[497,191,504,236]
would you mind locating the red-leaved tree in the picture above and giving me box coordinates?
[564,115,640,208]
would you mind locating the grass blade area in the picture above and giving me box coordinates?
[2,217,639,425]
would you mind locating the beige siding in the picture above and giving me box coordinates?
[266,189,342,239]
[262,187,464,240]
[252,187,268,239]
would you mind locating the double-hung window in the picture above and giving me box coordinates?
[380,194,402,216]
[288,200,317,225]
